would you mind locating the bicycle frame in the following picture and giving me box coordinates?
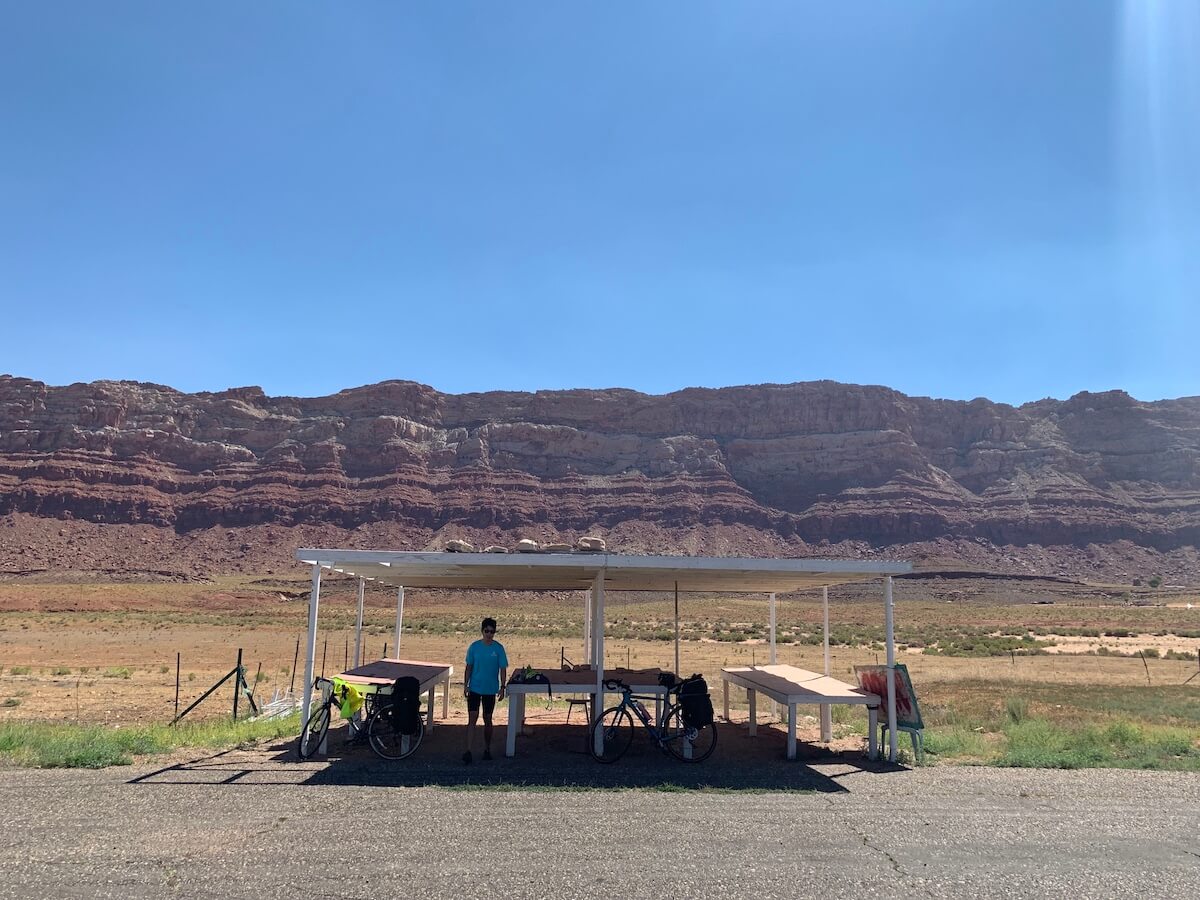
[612,686,672,743]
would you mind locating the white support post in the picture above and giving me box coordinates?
[768,592,777,664]
[393,586,405,658]
[673,581,680,677]
[583,588,592,664]
[300,564,321,733]
[353,578,365,667]
[592,572,606,756]
[768,591,778,720]
[820,586,832,741]
[885,576,898,762]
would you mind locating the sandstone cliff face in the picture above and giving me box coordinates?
[1,376,1197,577]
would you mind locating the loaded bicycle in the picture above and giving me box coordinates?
[298,675,425,761]
[589,673,718,764]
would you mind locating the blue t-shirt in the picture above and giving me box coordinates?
[465,639,508,695]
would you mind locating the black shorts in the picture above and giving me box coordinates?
[467,691,496,717]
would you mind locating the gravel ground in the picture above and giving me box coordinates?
[1,724,1198,899]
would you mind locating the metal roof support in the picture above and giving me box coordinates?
[301,564,321,742]
[394,586,405,658]
[673,581,681,677]
[885,576,898,762]
[353,578,365,668]
[591,570,606,756]
[820,586,832,741]
[583,586,592,664]
[769,591,778,720]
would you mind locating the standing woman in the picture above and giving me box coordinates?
[463,617,508,763]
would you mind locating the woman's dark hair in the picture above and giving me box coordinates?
[482,617,497,632]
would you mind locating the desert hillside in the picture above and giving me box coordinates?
[1,375,1197,583]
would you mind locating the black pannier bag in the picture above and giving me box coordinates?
[387,675,422,735]
[678,674,714,728]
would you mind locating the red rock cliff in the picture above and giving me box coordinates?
[1,376,1197,577]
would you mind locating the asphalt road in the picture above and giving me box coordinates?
[1,738,1197,900]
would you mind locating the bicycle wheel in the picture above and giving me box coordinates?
[367,706,425,761]
[297,702,331,760]
[660,704,718,762]
[589,706,634,763]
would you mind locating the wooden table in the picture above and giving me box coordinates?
[721,664,881,760]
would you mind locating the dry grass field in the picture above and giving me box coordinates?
[1,574,1197,768]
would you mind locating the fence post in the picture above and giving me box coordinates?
[233,648,243,720]
[289,638,300,694]
[174,652,181,720]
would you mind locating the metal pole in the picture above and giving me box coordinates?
[320,638,327,679]
[395,586,405,657]
[673,581,681,676]
[300,565,321,735]
[353,578,365,667]
[820,586,832,741]
[174,652,180,720]
[233,648,243,721]
[592,571,606,755]
[768,593,777,664]
[583,588,592,664]
[885,576,898,762]
[769,591,778,721]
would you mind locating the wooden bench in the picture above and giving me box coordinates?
[721,664,881,760]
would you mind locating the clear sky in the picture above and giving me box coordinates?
[2,2,1197,405]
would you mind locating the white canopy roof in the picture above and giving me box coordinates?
[295,549,911,593]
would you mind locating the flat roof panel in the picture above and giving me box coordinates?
[297,549,911,592]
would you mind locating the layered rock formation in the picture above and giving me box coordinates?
[1,375,1197,580]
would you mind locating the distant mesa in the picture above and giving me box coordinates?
[0,376,1196,583]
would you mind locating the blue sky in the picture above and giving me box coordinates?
[2,2,1197,405]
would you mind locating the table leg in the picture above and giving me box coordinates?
[505,693,520,757]
[820,705,832,742]
[442,676,449,719]
[723,679,730,722]
[787,704,797,760]
[748,689,758,736]
[426,687,435,731]
[868,706,879,760]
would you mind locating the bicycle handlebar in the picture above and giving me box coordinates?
[603,678,628,691]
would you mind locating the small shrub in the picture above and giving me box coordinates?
[9,666,31,676]
[159,665,169,674]
[102,667,131,679]
[1141,648,1160,659]
[1005,696,1030,724]
[187,672,196,682]
[1148,576,1163,588]
[3,698,21,708]
[50,667,72,677]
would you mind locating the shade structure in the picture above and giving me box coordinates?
[294,548,913,763]
[295,549,909,593]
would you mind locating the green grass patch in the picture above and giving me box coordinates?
[995,718,1200,770]
[8,666,31,676]
[101,667,132,679]
[0,713,300,769]
[922,725,991,760]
